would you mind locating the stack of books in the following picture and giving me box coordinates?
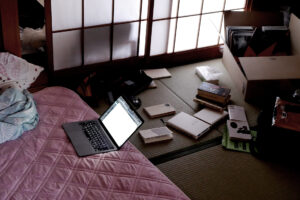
[222,105,255,153]
[194,82,231,112]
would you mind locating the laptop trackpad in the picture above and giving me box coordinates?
[63,122,97,156]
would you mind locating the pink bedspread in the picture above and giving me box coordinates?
[0,87,189,200]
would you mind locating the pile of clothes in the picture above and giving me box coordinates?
[0,88,39,144]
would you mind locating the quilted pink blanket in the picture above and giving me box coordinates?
[0,87,189,200]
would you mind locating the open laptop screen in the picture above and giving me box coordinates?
[100,96,142,147]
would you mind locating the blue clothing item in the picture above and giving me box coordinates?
[0,88,39,144]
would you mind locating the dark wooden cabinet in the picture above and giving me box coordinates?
[0,0,21,56]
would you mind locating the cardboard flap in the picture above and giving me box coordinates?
[240,56,300,80]
[290,14,300,55]
[222,44,248,94]
[224,11,283,27]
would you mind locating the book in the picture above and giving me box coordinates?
[225,26,255,46]
[227,120,251,141]
[228,105,247,122]
[226,26,256,56]
[230,30,255,57]
[143,104,176,118]
[143,68,171,79]
[166,112,210,140]
[193,96,225,112]
[197,82,231,104]
[194,108,228,125]
[195,94,230,106]
[198,82,231,98]
[139,127,173,144]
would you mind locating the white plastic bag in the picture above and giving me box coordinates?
[195,66,222,84]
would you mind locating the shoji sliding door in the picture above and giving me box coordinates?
[149,0,247,55]
[45,0,250,73]
[46,0,148,71]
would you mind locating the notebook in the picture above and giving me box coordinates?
[227,120,251,141]
[143,68,172,79]
[193,108,228,125]
[139,127,173,144]
[143,103,176,118]
[62,96,144,157]
[166,112,210,140]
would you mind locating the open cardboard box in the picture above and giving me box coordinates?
[222,11,300,104]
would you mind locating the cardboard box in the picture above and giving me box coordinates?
[222,11,300,104]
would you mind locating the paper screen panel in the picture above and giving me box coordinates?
[202,0,225,13]
[51,0,82,31]
[167,19,176,53]
[171,0,179,17]
[150,20,170,56]
[84,0,112,26]
[139,21,147,56]
[178,0,202,16]
[141,0,149,20]
[53,30,82,70]
[225,0,246,10]
[220,16,225,44]
[153,0,174,20]
[198,13,222,48]
[84,27,110,65]
[175,16,200,52]
[114,0,140,23]
[112,22,139,60]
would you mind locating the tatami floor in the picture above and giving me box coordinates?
[93,58,300,200]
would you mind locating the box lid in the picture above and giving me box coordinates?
[290,14,300,55]
[240,56,300,80]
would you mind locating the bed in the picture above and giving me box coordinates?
[0,86,189,200]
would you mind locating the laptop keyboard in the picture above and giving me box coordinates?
[80,121,114,151]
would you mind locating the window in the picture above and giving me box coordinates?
[150,0,247,55]
[45,0,250,73]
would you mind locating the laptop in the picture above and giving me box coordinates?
[62,96,144,157]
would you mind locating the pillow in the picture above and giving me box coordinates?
[0,52,43,91]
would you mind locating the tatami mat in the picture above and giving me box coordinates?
[93,59,261,160]
[157,145,300,200]
[91,59,300,200]
[91,74,223,160]
[132,81,222,159]
[161,59,260,128]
